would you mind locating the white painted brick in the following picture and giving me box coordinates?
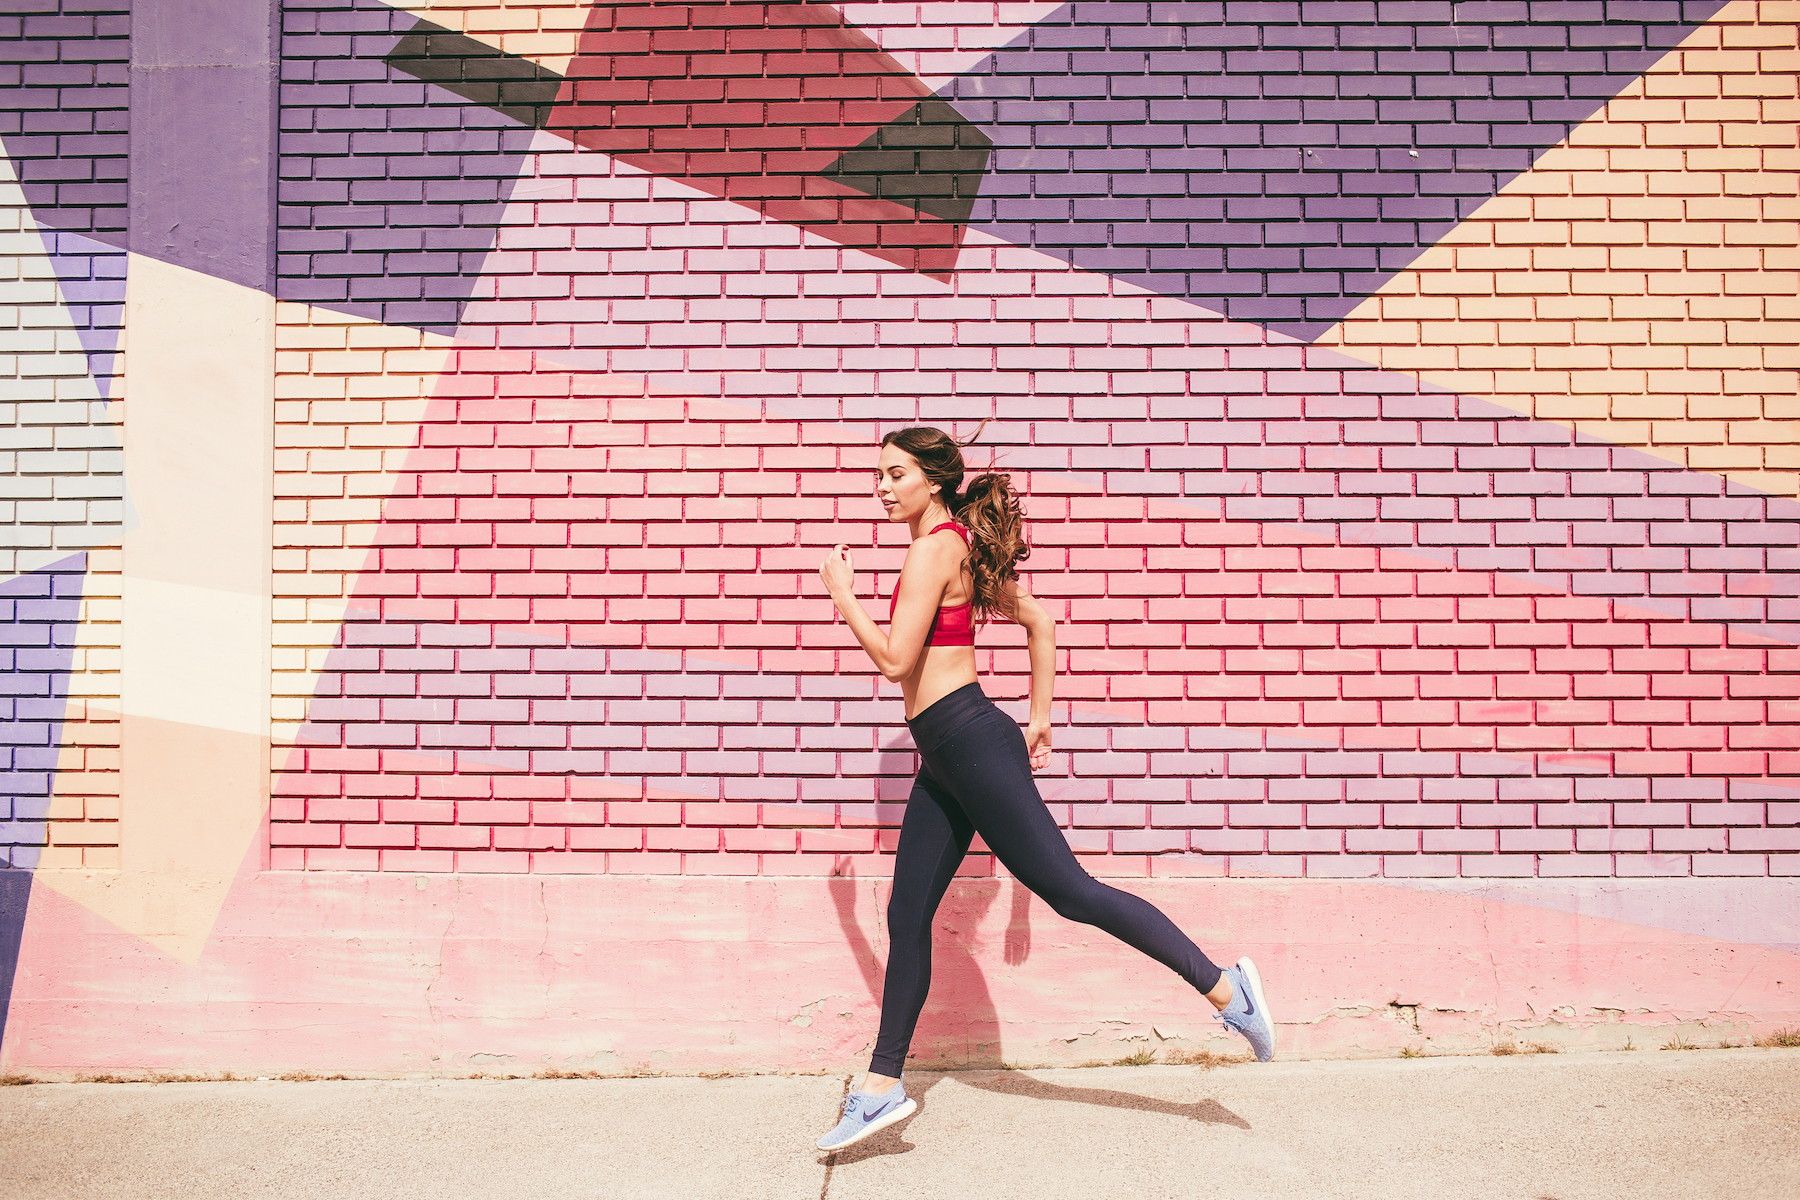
[77,500,123,525]
[0,330,57,352]
[53,477,118,499]
[0,526,52,548]
[2,380,54,401]
[18,450,94,474]
[19,401,102,426]
[19,499,96,523]
[55,427,122,452]
[0,281,57,305]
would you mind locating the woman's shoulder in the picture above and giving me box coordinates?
[905,525,968,566]
[926,520,970,545]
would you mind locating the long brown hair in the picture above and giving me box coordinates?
[880,423,1027,622]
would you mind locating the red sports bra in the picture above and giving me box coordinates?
[888,522,975,647]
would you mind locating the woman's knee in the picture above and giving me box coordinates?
[1034,876,1111,927]
[885,896,931,943]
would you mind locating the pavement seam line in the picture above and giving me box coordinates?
[819,1072,853,1198]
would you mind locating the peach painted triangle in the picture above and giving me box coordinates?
[1313,1,1800,499]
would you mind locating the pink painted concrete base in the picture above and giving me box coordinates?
[7,870,1798,1076]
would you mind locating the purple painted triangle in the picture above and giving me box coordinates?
[37,229,125,399]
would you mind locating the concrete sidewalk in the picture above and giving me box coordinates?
[5,1049,1797,1200]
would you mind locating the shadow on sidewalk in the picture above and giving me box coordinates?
[815,1067,1250,1168]
[960,1071,1251,1129]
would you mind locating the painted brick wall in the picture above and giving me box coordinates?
[0,0,125,868]
[1317,7,1800,493]
[264,0,1800,879]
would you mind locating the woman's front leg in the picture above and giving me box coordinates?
[864,772,974,1084]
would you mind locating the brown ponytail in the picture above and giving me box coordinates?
[880,423,1029,623]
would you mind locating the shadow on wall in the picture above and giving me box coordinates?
[0,869,30,1053]
[829,858,1035,1071]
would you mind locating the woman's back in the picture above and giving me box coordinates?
[894,522,979,718]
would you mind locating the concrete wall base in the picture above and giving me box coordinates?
[8,871,1797,1077]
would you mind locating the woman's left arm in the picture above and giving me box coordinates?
[1003,580,1056,771]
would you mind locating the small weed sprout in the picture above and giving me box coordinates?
[1164,1046,1248,1068]
[1756,1028,1800,1048]
[1113,1049,1157,1067]
[1490,1041,1518,1056]
[1399,1046,1423,1059]
[1662,1033,1699,1051]
[1525,1042,1560,1055]
[1622,1037,1637,1051]
[0,1074,32,1086]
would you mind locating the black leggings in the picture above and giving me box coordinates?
[869,682,1224,1078]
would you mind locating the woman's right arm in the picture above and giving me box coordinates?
[1008,581,1056,771]
[821,538,954,683]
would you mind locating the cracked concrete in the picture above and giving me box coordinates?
[4,1049,1797,1200]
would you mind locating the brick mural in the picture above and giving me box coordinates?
[1,0,1797,1077]
[0,0,124,871]
[250,0,1800,878]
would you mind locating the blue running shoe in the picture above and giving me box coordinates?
[1216,956,1275,1062]
[816,1084,917,1151]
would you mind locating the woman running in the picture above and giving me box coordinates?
[814,425,1274,1152]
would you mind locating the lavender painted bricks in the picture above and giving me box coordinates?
[0,0,130,241]
[948,1,1729,338]
[0,554,87,870]
[277,1,540,333]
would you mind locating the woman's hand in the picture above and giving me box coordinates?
[819,544,855,599]
[1024,720,1052,772]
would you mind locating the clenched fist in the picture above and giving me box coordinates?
[819,544,855,597]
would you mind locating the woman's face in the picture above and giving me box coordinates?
[874,443,938,524]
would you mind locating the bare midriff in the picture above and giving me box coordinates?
[900,641,979,721]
